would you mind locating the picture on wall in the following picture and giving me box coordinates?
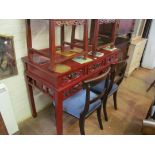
[0,35,18,80]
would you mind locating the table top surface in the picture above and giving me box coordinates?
[23,49,118,76]
[23,48,119,93]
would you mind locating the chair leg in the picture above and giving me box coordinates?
[79,116,85,135]
[103,104,108,121]
[97,106,103,130]
[113,91,118,110]
[102,97,108,121]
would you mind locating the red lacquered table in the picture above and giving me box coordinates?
[22,49,119,135]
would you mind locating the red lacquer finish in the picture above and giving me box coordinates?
[23,19,119,134]
[26,19,89,71]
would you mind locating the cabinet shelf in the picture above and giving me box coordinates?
[26,19,89,71]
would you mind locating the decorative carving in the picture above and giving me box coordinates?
[106,54,118,64]
[106,56,112,64]
[62,69,84,84]
[99,19,117,24]
[27,76,54,97]
[55,19,86,26]
[88,60,105,73]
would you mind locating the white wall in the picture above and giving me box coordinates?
[142,20,155,69]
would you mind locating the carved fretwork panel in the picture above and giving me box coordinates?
[55,19,86,26]
[88,59,106,73]
[99,19,117,24]
[61,69,85,85]
[27,76,54,98]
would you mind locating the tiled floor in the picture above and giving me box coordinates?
[18,67,155,135]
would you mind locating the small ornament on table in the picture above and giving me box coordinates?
[88,51,104,57]
[72,56,92,64]
[103,43,117,51]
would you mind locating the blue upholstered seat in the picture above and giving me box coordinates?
[53,90,101,118]
[91,80,118,96]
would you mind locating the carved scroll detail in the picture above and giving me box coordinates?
[99,19,117,24]
[55,19,86,26]
[62,69,84,84]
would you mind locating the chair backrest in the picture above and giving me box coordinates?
[108,57,128,93]
[110,57,128,85]
[81,68,110,115]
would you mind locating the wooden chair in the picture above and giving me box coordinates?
[53,68,110,135]
[91,58,128,121]
[142,99,155,134]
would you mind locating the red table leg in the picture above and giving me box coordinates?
[25,76,37,117]
[55,91,63,135]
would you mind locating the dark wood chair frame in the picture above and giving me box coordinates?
[79,67,110,134]
[53,67,110,135]
[91,57,128,121]
[103,58,128,121]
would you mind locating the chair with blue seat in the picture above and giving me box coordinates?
[53,68,110,135]
[91,58,128,121]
